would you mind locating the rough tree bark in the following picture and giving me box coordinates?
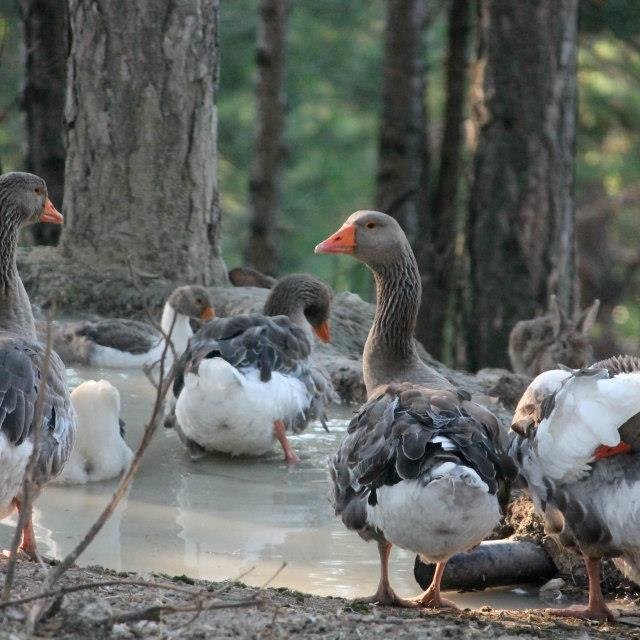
[20,0,67,246]
[375,0,427,245]
[61,0,227,285]
[245,0,289,276]
[466,0,578,369]
[416,0,472,359]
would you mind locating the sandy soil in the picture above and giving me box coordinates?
[2,561,640,639]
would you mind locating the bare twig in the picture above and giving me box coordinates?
[106,596,262,625]
[2,307,55,601]
[127,259,178,365]
[27,286,178,629]
[1,565,257,613]
[259,562,287,589]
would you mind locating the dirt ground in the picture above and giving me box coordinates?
[2,561,640,640]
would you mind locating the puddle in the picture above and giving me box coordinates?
[1,366,542,610]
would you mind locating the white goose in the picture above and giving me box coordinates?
[54,380,133,484]
[171,274,336,462]
[511,355,640,620]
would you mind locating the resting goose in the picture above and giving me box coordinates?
[0,172,76,558]
[172,274,336,462]
[54,286,214,368]
[315,211,514,608]
[511,355,640,620]
[54,380,133,484]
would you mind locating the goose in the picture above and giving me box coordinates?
[54,286,215,368]
[510,355,640,620]
[171,274,336,462]
[53,380,133,484]
[315,211,514,608]
[0,171,76,558]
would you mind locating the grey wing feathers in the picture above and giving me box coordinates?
[173,314,312,396]
[172,313,337,434]
[0,338,76,484]
[63,318,158,355]
[330,383,515,536]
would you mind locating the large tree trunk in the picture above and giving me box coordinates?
[61,0,226,285]
[416,0,471,359]
[20,0,67,246]
[245,0,289,276]
[466,0,578,369]
[375,0,427,245]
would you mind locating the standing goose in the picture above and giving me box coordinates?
[54,286,214,368]
[511,355,640,620]
[315,211,514,608]
[0,172,76,558]
[172,274,336,462]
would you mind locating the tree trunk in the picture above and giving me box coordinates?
[416,0,471,359]
[245,0,289,276]
[20,0,67,246]
[466,0,578,369]
[61,0,227,285]
[375,0,427,245]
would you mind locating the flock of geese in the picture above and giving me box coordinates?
[2,171,640,622]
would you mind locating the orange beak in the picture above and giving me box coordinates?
[313,320,331,343]
[200,306,216,321]
[40,198,64,224]
[314,223,356,255]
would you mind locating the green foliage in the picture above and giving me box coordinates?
[1,0,640,320]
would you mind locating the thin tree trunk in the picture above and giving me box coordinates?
[466,0,578,369]
[375,0,427,245]
[416,0,471,358]
[61,0,227,285]
[20,0,67,246]
[245,0,289,276]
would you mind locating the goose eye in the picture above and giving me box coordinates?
[34,187,42,195]
[365,221,376,229]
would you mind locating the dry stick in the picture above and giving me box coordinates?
[27,301,179,630]
[114,563,287,628]
[2,311,55,601]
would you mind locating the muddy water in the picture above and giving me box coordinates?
[0,366,541,610]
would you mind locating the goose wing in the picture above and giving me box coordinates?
[330,383,515,537]
[511,358,640,485]
[0,337,76,484]
[173,314,311,397]
[62,318,158,356]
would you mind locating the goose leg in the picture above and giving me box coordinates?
[410,561,458,609]
[1,498,40,562]
[273,420,300,463]
[355,541,416,607]
[547,557,615,621]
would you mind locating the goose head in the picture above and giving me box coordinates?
[0,172,63,229]
[263,274,333,343]
[167,285,215,321]
[314,210,410,270]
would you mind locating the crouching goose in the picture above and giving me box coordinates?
[170,274,336,463]
[54,380,133,484]
[511,355,640,620]
[315,211,514,608]
[0,172,76,558]
[54,286,214,368]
